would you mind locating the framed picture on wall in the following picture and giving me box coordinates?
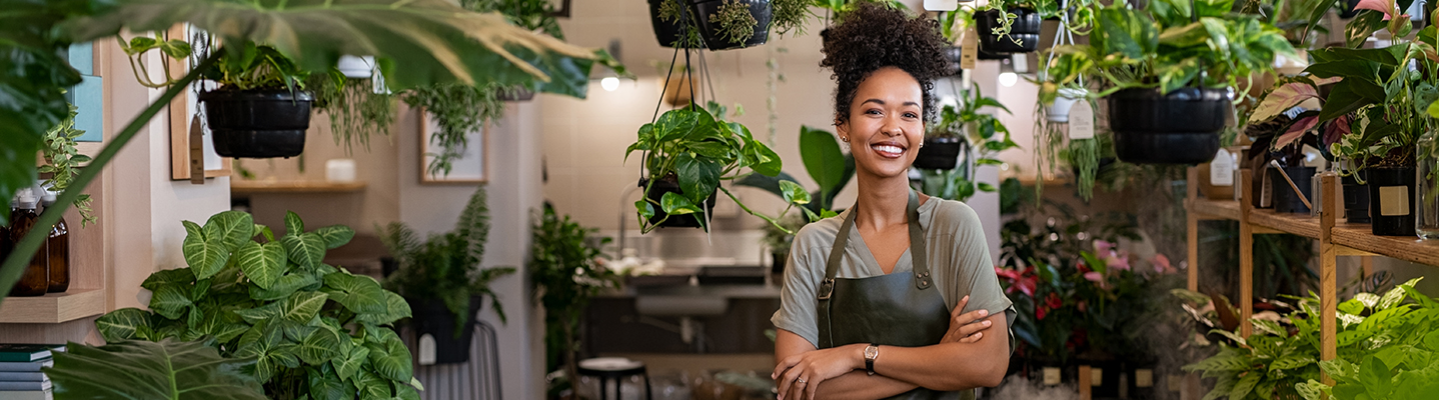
[166,24,232,181]
[419,111,487,184]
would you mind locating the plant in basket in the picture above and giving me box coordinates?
[626,101,808,233]
[379,186,515,364]
[1044,0,1295,165]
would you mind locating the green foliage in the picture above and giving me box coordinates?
[402,82,510,177]
[94,210,416,400]
[626,102,801,233]
[917,86,1017,202]
[308,71,398,154]
[380,186,517,337]
[735,125,852,255]
[462,0,566,40]
[1044,0,1295,97]
[1307,30,1437,171]
[530,208,618,389]
[1186,278,1437,400]
[39,103,96,226]
[712,0,759,45]
[45,339,268,400]
[771,0,813,35]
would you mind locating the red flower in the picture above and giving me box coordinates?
[1036,305,1049,320]
[1045,292,1062,310]
[995,266,1038,297]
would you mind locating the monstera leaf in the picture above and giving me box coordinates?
[62,0,604,95]
[44,339,267,400]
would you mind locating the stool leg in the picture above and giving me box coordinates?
[644,372,653,400]
[600,377,609,400]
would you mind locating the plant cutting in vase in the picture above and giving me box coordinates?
[92,210,420,399]
[38,103,96,226]
[626,102,808,233]
[530,208,619,396]
[1044,0,1296,164]
[380,186,516,364]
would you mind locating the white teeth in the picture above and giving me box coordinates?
[873,145,903,155]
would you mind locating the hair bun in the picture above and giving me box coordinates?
[819,3,948,123]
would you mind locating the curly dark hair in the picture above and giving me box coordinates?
[819,3,948,124]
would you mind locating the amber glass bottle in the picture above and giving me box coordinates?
[8,189,48,297]
[41,190,68,293]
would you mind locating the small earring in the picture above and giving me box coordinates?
[841,137,849,143]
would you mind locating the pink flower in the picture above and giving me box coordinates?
[1152,254,1176,274]
[1354,0,1402,20]
[1084,271,1103,282]
[1093,240,1114,257]
[1106,251,1131,271]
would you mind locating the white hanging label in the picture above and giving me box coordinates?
[1135,369,1154,388]
[1380,186,1411,216]
[1068,101,1095,139]
[1091,368,1104,386]
[961,27,978,71]
[1211,149,1234,186]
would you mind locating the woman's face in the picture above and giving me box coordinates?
[836,67,925,180]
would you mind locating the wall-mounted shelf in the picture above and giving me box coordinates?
[231,181,367,194]
[0,289,105,324]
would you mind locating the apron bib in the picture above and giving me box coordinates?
[816,191,969,400]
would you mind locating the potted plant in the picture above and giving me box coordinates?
[626,102,805,233]
[1044,0,1295,165]
[916,86,1014,171]
[1301,6,1432,235]
[975,6,1043,54]
[530,208,620,395]
[91,210,420,399]
[380,186,516,364]
[194,43,315,158]
[694,0,774,50]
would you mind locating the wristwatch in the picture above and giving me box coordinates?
[864,344,880,376]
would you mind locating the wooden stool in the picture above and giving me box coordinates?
[577,358,652,400]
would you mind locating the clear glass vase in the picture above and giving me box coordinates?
[1418,129,1439,239]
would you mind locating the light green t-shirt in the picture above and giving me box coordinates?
[771,198,1015,350]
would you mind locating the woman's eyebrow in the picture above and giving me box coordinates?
[860,99,921,107]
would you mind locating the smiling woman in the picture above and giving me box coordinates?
[770,4,1015,400]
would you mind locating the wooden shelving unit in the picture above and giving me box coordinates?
[1184,167,1439,384]
[0,289,105,324]
[230,181,367,194]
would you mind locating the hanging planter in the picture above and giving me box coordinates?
[648,0,703,48]
[692,0,773,51]
[1046,88,1088,123]
[498,87,536,102]
[1107,87,1225,165]
[914,137,967,170]
[199,89,313,158]
[1367,166,1416,236]
[407,296,481,365]
[640,176,717,228]
[975,8,1041,54]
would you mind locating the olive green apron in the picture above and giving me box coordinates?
[816,190,968,400]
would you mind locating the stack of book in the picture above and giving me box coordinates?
[0,344,65,400]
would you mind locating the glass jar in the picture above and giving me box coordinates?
[1419,129,1439,239]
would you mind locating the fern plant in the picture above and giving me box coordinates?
[380,186,516,337]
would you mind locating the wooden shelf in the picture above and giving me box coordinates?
[1331,223,1439,267]
[1247,208,1322,239]
[0,289,105,324]
[231,181,367,194]
[1188,198,1241,220]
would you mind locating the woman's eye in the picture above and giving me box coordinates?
[904,112,919,119]
[865,109,882,115]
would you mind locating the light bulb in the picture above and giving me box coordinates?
[998,72,1018,87]
[601,77,620,92]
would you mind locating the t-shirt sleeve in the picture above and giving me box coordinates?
[771,224,825,349]
[939,201,1017,352]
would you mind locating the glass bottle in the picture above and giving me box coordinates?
[1420,129,1439,239]
[8,189,48,297]
[41,190,68,293]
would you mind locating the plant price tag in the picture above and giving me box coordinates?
[1042,367,1061,385]
[961,27,978,71]
[1091,368,1103,386]
[1380,186,1411,216]
[1068,101,1094,139]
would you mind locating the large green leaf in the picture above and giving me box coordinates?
[298,327,343,365]
[182,220,229,279]
[352,291,412,326]
[323,273,389,314]
[282,291,329,323]
[45,339,266,400]
[309,367,356,400]
[249,273,319,301]
[282,233,327,269]
[149,284,193,320]
[96,308,153,342]
[333,346,371,382]
[64,0,605,96]
[674,153,721,206]
[799,126,844,195]
[355,369,392,398]
[314,225,356,249]
[365,336,413,382]
[237,241,287,290]
[205,211,255,252]
[140,268,196,291]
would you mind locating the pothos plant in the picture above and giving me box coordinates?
[627,102,809,233]
[1185,278,1434,400]
[917,86,1017,203]
[39,103,96,226]
[95,210,420,400]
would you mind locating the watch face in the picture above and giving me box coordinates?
[865,346,879,359]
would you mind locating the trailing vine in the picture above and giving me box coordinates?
[712,0,757,45]
[402,83,511,177]
[308,71,397,153]
[1068,138,1098,200]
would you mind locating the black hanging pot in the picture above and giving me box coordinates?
[1107,87,1226,165]
[498,88,535,102]
[407,295,481,365]
[1367,166,1417,236]
[975,8,1042,54]
[770,251,787,274]
[1269,166,1317,214]
[692,0,772,51]
[640,177,717,228]
[199,89,313,158]
[941,46,963,76]
[1339,0,1362,18]
[914,136,966,170]
[648,0,702,48]
[1343,172,1371,223]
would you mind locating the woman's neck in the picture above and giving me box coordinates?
[852,173,912,230]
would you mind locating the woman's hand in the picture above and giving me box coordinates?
[771,343,864,400]
[941,295,993,344]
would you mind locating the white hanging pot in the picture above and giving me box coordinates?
[1046,88,1088,123]
[336,55,376,79]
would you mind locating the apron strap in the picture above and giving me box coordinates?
[818,189,931,301]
